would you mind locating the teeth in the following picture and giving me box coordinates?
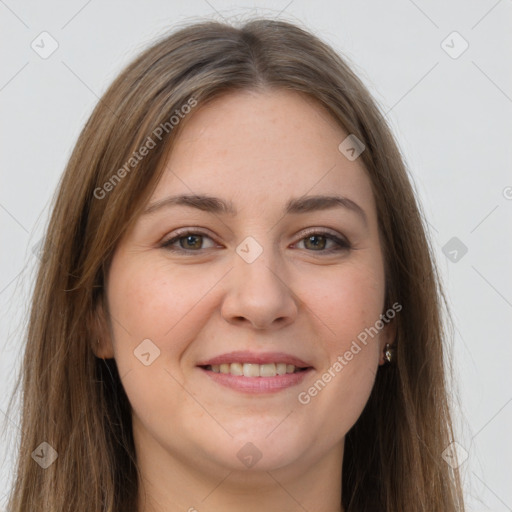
[230,363,243,376]
[260,363,276,377]
[276,363,287,375]
[207,362,303,376]
[243,363,260,377]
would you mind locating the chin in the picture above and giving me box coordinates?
[200,425,313,473]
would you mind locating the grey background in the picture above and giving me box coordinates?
[1,0,511,510]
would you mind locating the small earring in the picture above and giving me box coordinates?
[384,343,396,364]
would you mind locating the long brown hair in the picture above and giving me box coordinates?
[5,18,465,511]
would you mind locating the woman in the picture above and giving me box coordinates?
[6,18,465,511]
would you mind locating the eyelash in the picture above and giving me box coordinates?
[160,228,351,255]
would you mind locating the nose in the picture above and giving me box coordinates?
[220,245,298,330]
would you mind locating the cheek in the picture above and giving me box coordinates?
[104,257,185,385]
[309,257,386,350]
[105,255,222,432]
[107,255,221,341]
[295,258,384,419]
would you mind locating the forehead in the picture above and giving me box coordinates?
[150,89,376,219]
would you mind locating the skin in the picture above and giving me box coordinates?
[94,89,395,512]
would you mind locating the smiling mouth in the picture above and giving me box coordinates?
[200,362,309,377]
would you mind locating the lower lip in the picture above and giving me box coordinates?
[199,367,313,393]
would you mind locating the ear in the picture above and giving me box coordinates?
[378,316,397,366]
[89,295,115,359]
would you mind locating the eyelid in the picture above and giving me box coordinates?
[296,226,349,243]
[292,227,351,251]
[161,227,351,253]
[161,228,218,250]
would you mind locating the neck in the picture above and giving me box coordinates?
[135,436,344,512]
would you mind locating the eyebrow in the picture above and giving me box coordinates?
[143,193,367,224]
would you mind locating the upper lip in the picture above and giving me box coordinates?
[197,351,313,368]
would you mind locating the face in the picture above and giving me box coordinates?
[97,89,394,484]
